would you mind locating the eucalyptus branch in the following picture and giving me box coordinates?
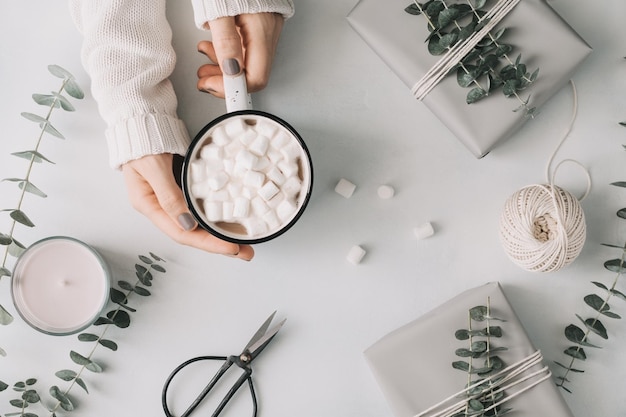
[405,0,538,116]
[554,193,626,392]
[0,65,84,344]
[47,253,167,415]
[451,300,510,417]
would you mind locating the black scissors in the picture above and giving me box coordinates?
[162,311,286,417]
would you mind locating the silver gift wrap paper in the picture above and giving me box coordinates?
[347,0,592,158]
[364,282,574,417]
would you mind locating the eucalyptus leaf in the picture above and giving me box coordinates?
[13,381,26,391]
[55,370,77,381]
[404,3,422,15]
[617,209,626,219]
[610,181,626,188]
[0,381,7,391]
[107,309,131,328]
[64,79,85,100]
[69,350,91,366]
[48,64,73,79]
[468,399,484,412]
[584,294,609,313]
[0,267,11,278]
[604,258,626,273]
[438,7,460,28]
[99,339,118,351]
[78,333,99,342]
[133,286,151,296]
[452,360,470,371]
[9,399,26,408]
[93,316,114,326]
[150,252,165,262]
[10,209,35,227]
[43,122,64,139]
[11,150,54,164]
[0,303,14,325]
[564,324,601,347]
[8,239,27,257]
[610,288,626,301]
[576,315,608,339]
[110,288,128,304]
[139,255,153,264]
[0,232,12,245]
[86,360,103,373]
[466,87,487,104]
[554,361,585,373]
[20,112,47,124]
[22,389,40,403]
[564,346,586,360]
[151,263,166,273]
[32,93,61,108]
[49,386,74,411]
[591,281,609,291]
[118,280,134,291]
[20,181,47,198]
[75,377,89,393]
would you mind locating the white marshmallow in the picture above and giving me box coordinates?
[271,131,290,149]
[263,210,281,230]
[223,159,235,176]
[204,158,224,175]
[251,196,270,216]
[207,171,229,191]
[190,183,211,199]
[267,192,285,209]
[227,182,243,199]
[209,189,230,202]
[239,129,257,146]
[258,181,280,201]
[266,166,286,186]
[224,140,244,158]
[199,144,223,160]
[235,149,258,170]
[254,156,271,171]
[414,222,435,240]
[281,141,302,160]
[276,199,297,221]
[335,178,356,198]
[203,201,222,222]
[244,217,269,237]
[377,185,395,199]
[267,148,284,164]
[282,176,302,198]
[346,245,366,265]
[233,197,250,218]
[241,187,255,200]
[211,126,230,146]
[257,120,279,138]
[243,170,265,189]
[222,201,234,220]
[189,160,207,183]
[224,118,247,137]
[249,135,270,156]
[277,160,299,178]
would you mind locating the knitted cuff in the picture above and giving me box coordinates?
[191,0,294,30]
[106,113,191,169]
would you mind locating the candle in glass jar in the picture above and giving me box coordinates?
[11,236,110,335]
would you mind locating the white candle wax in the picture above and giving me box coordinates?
[11,236,110,335]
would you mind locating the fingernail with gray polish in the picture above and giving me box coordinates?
[223,58,241,75]
[178,213,197,231]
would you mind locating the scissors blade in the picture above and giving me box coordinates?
[246,318,286,362]
[244,311,277,351]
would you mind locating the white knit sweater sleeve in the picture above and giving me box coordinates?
[69,0,191,169]
[191,0,295,29]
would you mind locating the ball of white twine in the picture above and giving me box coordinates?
[499,184,586,273]
[499,81,590,273]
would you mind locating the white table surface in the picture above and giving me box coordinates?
[1,1,625,416]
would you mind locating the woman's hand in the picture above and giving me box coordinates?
[197,13,285,96]
[122,154,255,260]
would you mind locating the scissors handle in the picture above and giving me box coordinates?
[162,355,257,417]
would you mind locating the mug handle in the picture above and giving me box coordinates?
[224,73,253,112]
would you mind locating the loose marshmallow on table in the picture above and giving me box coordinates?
[377,184,395,199]
[188,115,308,239]
[346,245,366,265]
[335,178,356,198]
[414,222,435,240]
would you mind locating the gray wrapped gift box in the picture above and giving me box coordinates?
[347,0,592,158]
[364,282,573,417]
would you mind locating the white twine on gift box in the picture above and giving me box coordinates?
[499,81,591,272]
[411,0,521,100]
[414,350,551,417]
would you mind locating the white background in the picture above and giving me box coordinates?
[1,0,625,416]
